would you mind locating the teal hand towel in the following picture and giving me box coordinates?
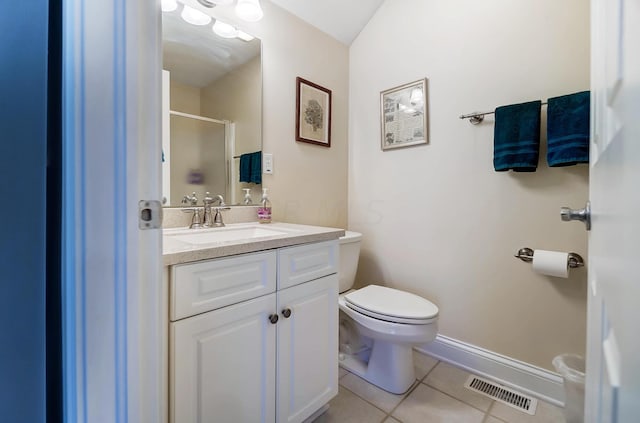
[239,153,252,182]
[546,91,590,167]
[493,100,541,172]
[239,151,262,184]
[249,151,262,184]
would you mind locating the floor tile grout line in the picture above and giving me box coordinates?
[420,361,514,416]
[384,359,441,419]
[419,359,441,382]
[339,362,438,419]
[338,378,402,416]
[480,400,496,423]
[384,373,429,419]
[419,380,494,415]
[485,400,508,422]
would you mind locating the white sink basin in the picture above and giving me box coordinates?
[165,224,297,245]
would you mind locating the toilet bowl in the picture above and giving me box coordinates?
[338,231,439,394]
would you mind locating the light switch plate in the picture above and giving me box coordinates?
[263,153,273,174]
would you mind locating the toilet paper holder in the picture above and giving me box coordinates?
[514,247,584,268]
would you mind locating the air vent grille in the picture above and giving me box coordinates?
[464,375,538,415]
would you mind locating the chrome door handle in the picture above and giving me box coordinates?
[560,201,591,231]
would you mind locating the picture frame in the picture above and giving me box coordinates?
[296,77,332,147]
[380,78,428,150]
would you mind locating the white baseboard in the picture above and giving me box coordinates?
[415,335,565,407]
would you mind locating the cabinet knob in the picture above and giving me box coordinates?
[268,314,279,324]
[282,308,292,318]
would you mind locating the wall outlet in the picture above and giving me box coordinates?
[263,153,273,174]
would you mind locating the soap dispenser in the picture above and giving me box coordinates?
[258,188,272,224]
[242,188,252,205]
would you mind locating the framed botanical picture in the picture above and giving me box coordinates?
[380,78,428,150]
[296,77,332,147]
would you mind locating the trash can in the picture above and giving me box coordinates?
[553,354,586,423]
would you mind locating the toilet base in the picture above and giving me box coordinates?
[339,340,416,394]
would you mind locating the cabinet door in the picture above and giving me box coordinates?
[277,274,338,423]
[171,293,277,423]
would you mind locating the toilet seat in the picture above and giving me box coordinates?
[344,285,438,325]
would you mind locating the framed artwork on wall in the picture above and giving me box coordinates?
[296,77,332,147]
[380,78,428,150]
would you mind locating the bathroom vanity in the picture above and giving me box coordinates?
[162,222,344,423]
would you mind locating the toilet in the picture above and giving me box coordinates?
[338,231,439,394]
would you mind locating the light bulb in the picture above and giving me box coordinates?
[213,20,238,38]
[161,0,178,12]
[235,0,264,22]
[181,5,212,26]
[236,31,255,41]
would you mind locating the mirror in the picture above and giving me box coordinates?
[161,3,262,206]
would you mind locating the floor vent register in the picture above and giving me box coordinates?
[464,375,538,415]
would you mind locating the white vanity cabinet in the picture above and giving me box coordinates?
[277,275,338,423]
[171,293,277,423]
[169,240,338,423]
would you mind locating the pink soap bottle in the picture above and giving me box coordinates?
[258,188,272,223]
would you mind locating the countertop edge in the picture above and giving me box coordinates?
[163,227,345,266]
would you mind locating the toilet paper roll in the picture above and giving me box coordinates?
[532,250,569,278]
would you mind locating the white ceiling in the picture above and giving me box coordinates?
[162,0,383,87]
[270,0,385,45]
[162,10,260,88]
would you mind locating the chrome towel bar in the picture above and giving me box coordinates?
[460,102,548,125]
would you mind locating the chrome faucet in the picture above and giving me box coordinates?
[203,193,230,227]
[181,192,203,229]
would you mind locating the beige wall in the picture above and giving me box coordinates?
[348,0,589,370]
[203,0,349,228]
[170,79,200,115]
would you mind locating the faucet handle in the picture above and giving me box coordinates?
[182,192,198,206]
[212,206,231,227]
[203,192,214,205]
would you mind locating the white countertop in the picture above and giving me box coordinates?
[163,222,345,266]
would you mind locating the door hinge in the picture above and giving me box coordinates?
[138,200,162,230]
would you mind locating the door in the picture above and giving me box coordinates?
[61,0,163,421]
[171,293,277,423]
[277,275,339,423]
[586,0,640,421]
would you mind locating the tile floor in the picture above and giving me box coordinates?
[313,351,565,423]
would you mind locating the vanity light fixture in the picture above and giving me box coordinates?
[181,4,212,25]
[164,1,258,41]
[161,0,178,12]
[235,0,264,22]
[212,20,238,38]
[236,30,255,41]
[198,0,233,5]
[195,0,263,23]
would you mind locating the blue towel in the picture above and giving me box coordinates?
[546,91,590,167]
[249,151,262,184]
[239,151,262,184]
[239,153,251,182]
[493,100,541,172]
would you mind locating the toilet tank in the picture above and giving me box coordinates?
[339,231,362,293]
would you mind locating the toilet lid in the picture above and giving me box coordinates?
[344,285,438,324]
